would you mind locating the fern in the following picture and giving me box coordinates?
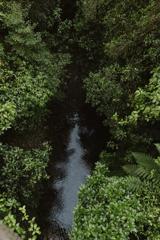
[155,143,160,154]
[123,144,160,185]
[132,152,157,170]
[123,164,138,176]
[126,176,142,192]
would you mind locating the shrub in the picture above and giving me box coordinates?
[71,163,160,240]
[0,143,51,208]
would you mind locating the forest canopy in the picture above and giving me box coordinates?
[0,0,160,239]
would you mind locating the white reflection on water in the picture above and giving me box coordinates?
[49,113,90,228]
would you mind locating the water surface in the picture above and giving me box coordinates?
[49,113,90,229]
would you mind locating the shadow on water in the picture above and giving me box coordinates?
[38,75,108,239]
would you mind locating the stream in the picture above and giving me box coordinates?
[50,113,90,228]
[38,75,107,239]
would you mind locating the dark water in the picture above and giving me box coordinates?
[39,107,107,239]
[38,76,107,239]
[49,113,90,228]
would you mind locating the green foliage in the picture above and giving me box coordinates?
[85,65,123,120]
[0,143,50,207]
[118,68,160,127]
[28,0,73,52]
[124,144,160,185]
[71,162,160,240]
[76,0,160,146]
[0,0,70,134]
[0,1,70,238]
[0,142,50,238]
[0,1,160,239]
[0,197,40,239]
[0,102,16,134]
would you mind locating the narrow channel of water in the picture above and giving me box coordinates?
[49,113,90,229]
[39,103,107,239]
[37,72,108,239]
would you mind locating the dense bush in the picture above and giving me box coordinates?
[75,0,160,147]
[0,197,41,239]
[0,143,50,207]
[117,68,160,126]
[0,142,51,238]
[71,162,160,240]
[0,0,70,134]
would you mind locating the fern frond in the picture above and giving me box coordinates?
[123,164,138,176]
[155,143,160,154]
[152,176,160,185]
[132,152,157,170]
[126,176,142,192]
[124,145,160,186]
[135,166,151,179]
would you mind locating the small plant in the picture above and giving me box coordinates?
[123,144,160,185]
[0,197,40,240]
[0,143,51,208]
